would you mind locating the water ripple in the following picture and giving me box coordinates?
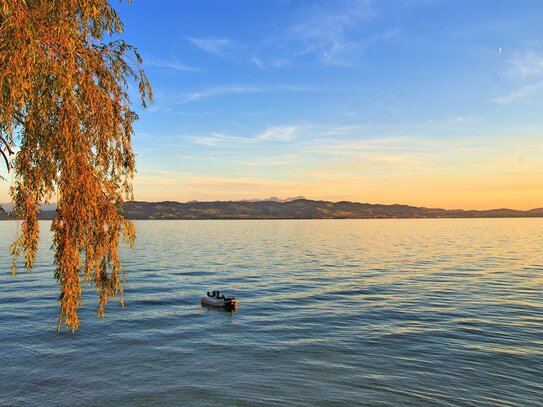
[0,219,542,406]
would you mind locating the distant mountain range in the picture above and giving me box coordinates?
[3,199,541,220]
[0,203,57,212]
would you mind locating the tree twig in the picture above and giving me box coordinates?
[0,133,14,155]
[0,148,10,172]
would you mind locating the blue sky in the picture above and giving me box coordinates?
[3,0,543,209]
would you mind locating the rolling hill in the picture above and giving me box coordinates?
[2,199,542,220]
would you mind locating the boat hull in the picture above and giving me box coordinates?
[201,297,238,310]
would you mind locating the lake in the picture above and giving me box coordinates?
[0,219,542,406]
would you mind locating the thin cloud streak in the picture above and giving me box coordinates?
[192,132,248,147]
[184,86,263,102]
[185,37,232,54]
[252,56,264,69]
[192,125,301,146]
[182,84,327,102]
[144,58,199,72]
[257,126,298,141]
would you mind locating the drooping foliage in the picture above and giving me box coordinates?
[0,0,152,331]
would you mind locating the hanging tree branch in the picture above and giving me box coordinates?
[0,134,14,156]
[1,0,152,332]
[0,134,13,179]
[0,148,9,172]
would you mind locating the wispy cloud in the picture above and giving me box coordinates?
[184,86,263,102]
[272,0,394,66]
[289,0,373,57]
[493,82,543,104]
[493,49,543,104]
[186,37,232,54]
[193,132,248,147]
[307,124,367,138]
[257,126,298,141]
[451,115,476,124]
[182,84,325,102]
[509,50,543,78]
[128,128,543,209]
[252,56,264,69]
[192,125,301,146]
[144,58,199,72]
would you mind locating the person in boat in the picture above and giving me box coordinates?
[216,290,220,298]
[207,291,210,297]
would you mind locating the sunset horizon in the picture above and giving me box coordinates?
[1,194,542,212]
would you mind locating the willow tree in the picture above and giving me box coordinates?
[0,0,151,332]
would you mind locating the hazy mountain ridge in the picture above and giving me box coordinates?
[122,200,543,219]
[2,199,542,220]
[121,199,543,220]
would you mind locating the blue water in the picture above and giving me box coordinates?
[1,219,542,406]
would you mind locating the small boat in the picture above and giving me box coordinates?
[201,290,238,310]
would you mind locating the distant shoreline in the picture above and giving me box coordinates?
[2,199,542,220]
